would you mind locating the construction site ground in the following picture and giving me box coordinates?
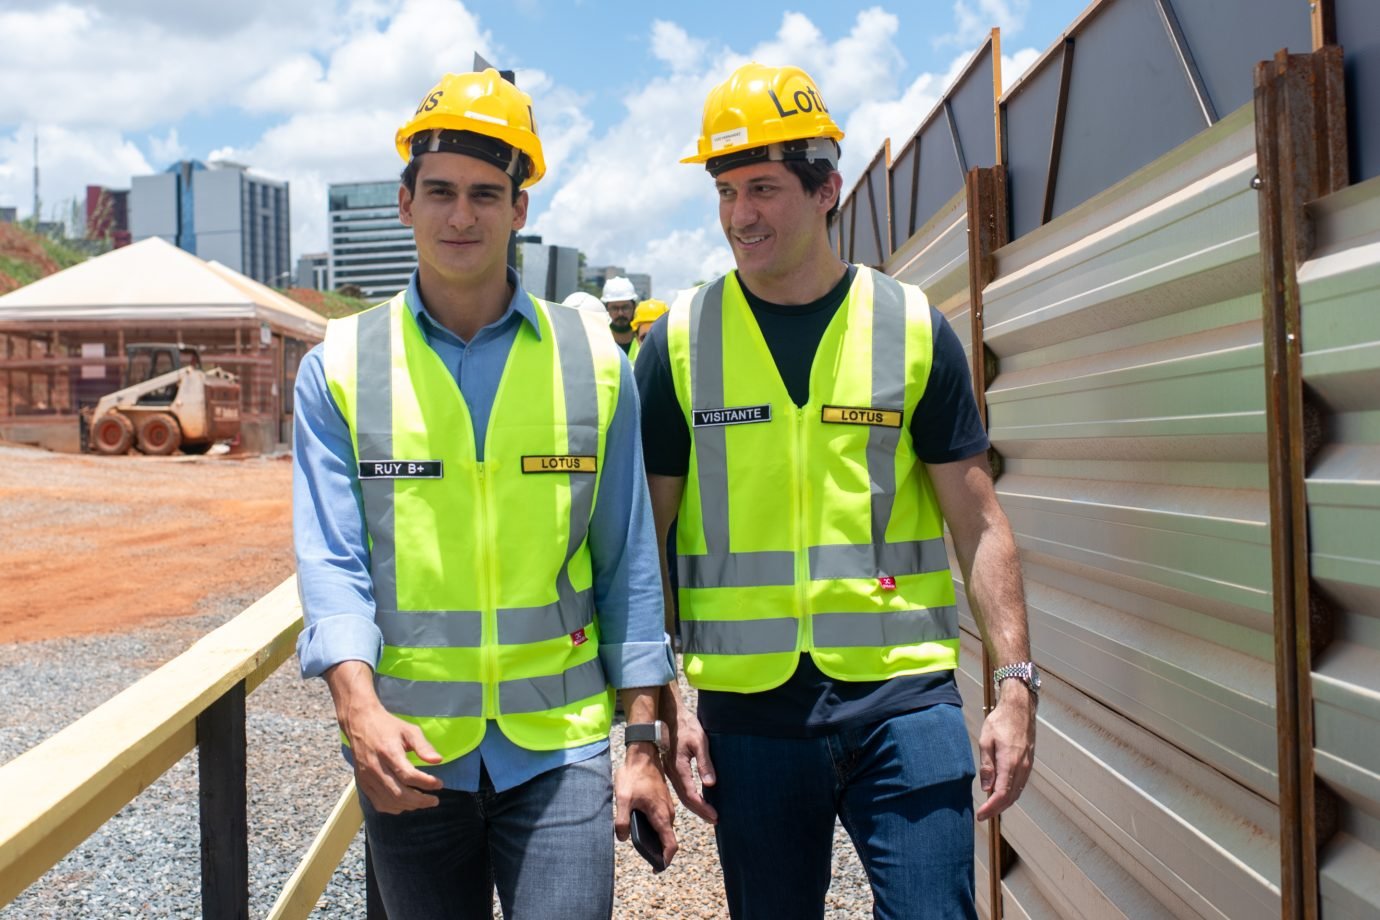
[0,442,294,644]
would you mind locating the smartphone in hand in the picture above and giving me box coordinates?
[629,809,667,873]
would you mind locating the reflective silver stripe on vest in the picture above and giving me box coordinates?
[678,551,796,589]
[357,304,398,614]
[811,606,959,649]
[680,618,798,656]
[376,608,481,647]
[682,278,794,588]
[862,271,909,576]
[376,674,484,718]
[541,303,600,641]
[807,538,950,581]
[499,656,607,713]
[498,590,593,644]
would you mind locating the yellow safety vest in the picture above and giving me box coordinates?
[666,267,960,692]
[627,336,640,365]
[322,291,622,761]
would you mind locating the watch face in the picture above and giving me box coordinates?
[1028,663,1042,690]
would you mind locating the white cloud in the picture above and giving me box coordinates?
[147,128,186,165]
[0,125,151,224]
[651,20,708,74]
[935,0,1030,48]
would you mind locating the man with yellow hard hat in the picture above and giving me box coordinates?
[630,298,668,349]
[292,68,676,918]
[635,62,1037,918]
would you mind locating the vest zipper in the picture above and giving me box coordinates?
[476,461,499,719]
[793,406,812,652]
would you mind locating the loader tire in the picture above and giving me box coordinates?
[136,412,182,456]
[91,413,134,455]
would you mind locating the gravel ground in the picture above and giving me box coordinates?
[0,601,874,918]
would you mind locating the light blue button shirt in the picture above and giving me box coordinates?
[293,269,672,792]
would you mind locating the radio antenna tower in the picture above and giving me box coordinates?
[32,132,40,226]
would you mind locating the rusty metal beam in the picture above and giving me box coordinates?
[1253,45,1348,920]
[1042,39,1075,227]
[965,163,1009,918]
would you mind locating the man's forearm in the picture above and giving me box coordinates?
[962,515,1030,666]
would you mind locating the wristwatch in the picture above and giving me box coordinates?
[993,661,1042,704]
[624,720,668,753]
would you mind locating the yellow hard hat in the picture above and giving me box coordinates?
[631,299,668,330]
[682,62,843,175]
[395,69,546,188]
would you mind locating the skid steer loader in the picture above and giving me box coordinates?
[84,344,242,456]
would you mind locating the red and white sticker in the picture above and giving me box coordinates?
[878,576,897,591]
[570,627,588,646]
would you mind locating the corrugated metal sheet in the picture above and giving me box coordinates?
[980,106,1281,916]
[1296,176,1380,918]
[886,188,972,358]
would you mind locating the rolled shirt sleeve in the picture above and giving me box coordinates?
[292,345,383,678]
[590,354,676,690]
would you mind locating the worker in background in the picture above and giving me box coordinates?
[600,275,640,361]
[564,289,611,320]
[635,62,1037,919]
[292,69,676,920]
[630,298,668,349]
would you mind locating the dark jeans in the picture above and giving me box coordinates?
[705,704,977,920]
[360,750,614,920]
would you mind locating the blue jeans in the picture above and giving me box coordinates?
[359,750,614,920]
[705,704,977,920]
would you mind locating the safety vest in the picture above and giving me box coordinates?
[627,336,640,365]
[666,267,960,692]
[322,291,622,761]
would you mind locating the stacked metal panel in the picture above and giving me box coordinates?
[983,104,1280,918]
[1297,177,1380,916]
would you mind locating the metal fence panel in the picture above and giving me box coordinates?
[1167,0,1311,120]
[1338,0,1380,183]
[885,189,971,359]
[1296,176,1380,918]
[948,44,1000,176]
[1001,47,1064,240]
[1050,0,1208,221]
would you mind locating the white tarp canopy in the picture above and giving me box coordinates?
[0,237,326,340]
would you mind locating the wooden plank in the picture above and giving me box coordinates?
[0,578,302,900]
[265,784,363,920]
[0,725,193,905]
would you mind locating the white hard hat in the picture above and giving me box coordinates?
[562,291,609,318]
[600,276,638,303]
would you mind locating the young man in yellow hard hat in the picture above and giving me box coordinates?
[635,62,1037,918]
[292,69,677,919]
[631,299,669,348]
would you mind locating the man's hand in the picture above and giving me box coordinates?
[975,684,1036,820]
[660,684,717,824]
[614,742,679,867]
[325,661,444,814]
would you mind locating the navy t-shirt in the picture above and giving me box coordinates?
[635,266,988,737]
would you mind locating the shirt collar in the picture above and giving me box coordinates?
[404,266,542,344]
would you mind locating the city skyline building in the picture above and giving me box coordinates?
[85,185,131,249]
[327,180,415,299]
[129,160,290,286]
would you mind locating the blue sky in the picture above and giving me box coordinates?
[0,1,1090,296]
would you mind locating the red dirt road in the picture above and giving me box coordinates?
[0,444,293,643]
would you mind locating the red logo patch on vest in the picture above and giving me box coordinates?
[878,576,897,591]
[571,628,588,646]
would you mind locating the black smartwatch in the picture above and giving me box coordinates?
[624,720,667,753]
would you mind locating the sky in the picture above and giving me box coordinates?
[0,0,1091,298]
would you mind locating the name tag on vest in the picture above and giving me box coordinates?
[821,405,904,428]
[692,404,772,427]
[522,455,598,473]
[359,460,444,479]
